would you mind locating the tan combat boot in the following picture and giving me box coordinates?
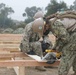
[35,66,46,71]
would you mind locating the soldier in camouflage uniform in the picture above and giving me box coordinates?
[49,18,76,75]
[20,18,53,71]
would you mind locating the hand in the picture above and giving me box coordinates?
[27,50,36,55]
[39,37,43,42]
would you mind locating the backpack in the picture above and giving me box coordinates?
[46,11,76,32]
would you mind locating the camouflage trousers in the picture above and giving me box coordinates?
[29,41,43,57]
[58,50,76,75]
[58,32,76,75]
[20,41,43,57]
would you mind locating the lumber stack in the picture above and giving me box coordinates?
[0,34,59,75]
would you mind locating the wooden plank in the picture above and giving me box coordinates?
[0,44,19,47]
[0,51,10,53]
[0,60,59,67]
[13,67,19,75]
[0,38,21,41]
[0,52,27,58]
[14,67,26,75]
[0,34,23,36]
[0,48,19,52]
[0,41,20,44]
[0,34,23,41]
[19,67,25,75]
[12,58,26,75]
[0,58,11,60]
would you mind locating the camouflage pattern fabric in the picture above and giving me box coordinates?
[50,21,76,75]
[20,22,52,57]
[51,21,70,52]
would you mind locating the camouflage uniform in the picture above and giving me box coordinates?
[20,22,52,57]
[50,20,76,75]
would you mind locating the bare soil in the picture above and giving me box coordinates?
[0,66,74,75]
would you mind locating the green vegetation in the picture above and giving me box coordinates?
[23,6,41,24]
[0,3,15,28]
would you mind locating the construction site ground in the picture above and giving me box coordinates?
[0,66,74,75]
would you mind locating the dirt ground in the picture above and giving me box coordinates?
[0,66,74,75]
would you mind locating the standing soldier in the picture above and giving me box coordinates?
[46,12,76,75]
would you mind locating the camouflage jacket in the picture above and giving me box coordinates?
[20,22,52,53]
[50,21,70,52]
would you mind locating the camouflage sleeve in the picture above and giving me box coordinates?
[20,23,32,53]
[50,21,70,52]
[51,21,70,44]
[53,38,64,52]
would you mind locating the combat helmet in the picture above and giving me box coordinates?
[33,11,44,19]
[32,18,45,37]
